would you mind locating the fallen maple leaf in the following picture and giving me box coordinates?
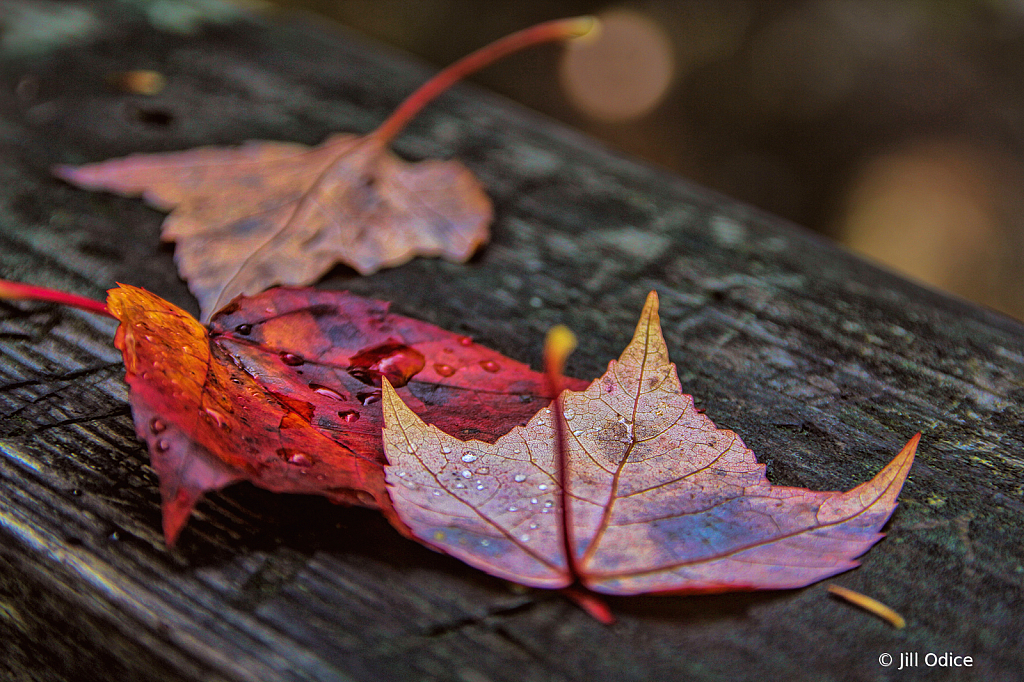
[381,291,917,597]
[88,282,586,545]
[55,17,596,322]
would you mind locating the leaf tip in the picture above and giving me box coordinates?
[892,432,920,476]
[643,289,660,313]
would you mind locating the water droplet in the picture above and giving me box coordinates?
[149,418,166,434]
[479,360,500,373]
[70,488,82,497]
[538,484,548,491]
[508,506,518,512]
[288,452,312,467]
[454,483,466,489]
[544,501,553,507]
[338,409,360,422]
[529,523,538,530]
[461,470,472,478]
[475,467,489,475]
[154,439,169,452]
[235,323,252,335]
[357,390,381,405]
[520,534,530,542]
[311,384,344,400]
[280,352,305,366]
[204,407,229,430]
[458,336,473,346]
[461,452,478,463]
[512,448,521,454]
[406,444,417,454]
[476,484,485,490]
[480,538,490,546]
[434,363,456,377]
[572,430,583,436]
[441,445,452,454]
[545,409,551,414]
[542,508,550,513]
[531,498,538,504]
[565,409,575,420]
[397,471,407,477]
[348,341,425,387]
[513,474,527,482]
[432,490,442,496]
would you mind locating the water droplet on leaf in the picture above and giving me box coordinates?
[280,352,305,366]
[348,341,425,387]
[357,390,381,405]
[434,363,456,377]
[338,409,360,422]
[288,452,313,466]
[479,360,500,373]
[311,384,344,400]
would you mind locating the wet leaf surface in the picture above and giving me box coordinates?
[109,284,585,545]
[382,292,917,596]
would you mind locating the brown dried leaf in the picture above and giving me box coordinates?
[58,133,489,321]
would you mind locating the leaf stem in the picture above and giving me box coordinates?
[0,279,112,318]
[544,325,579,580]
[372,16,597,146]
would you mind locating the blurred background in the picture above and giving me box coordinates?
[245,0,1024,319]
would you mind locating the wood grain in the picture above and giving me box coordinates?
[1,2,1021,680]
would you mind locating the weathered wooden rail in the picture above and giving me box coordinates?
[0,2,1021,680]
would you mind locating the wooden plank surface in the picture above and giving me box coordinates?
[1,2,1022,680]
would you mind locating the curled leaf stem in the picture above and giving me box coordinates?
[373,16,598,146]
[0,278,112,318]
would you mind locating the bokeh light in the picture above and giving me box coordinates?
[559,9,674,123]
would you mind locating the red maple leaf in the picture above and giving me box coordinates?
[381,292,917,610]
[104,283,587,545]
